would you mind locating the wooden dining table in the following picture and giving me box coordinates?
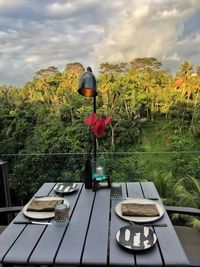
[0,182,190,267]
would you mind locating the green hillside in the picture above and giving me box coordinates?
[0,60,200,230]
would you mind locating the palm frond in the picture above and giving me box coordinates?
[187,217,200,232]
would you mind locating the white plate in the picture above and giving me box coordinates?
[54,183,79,194]
[23,197,69,220]
[115,198,164,223]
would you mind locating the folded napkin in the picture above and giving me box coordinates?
[121,203,160,217]
[27,198,63,212]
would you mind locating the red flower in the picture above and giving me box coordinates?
[84,112,98,127]
[105,116,112,125]
[83,112,112,159]
[92,118,106,137]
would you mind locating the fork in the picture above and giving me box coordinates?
[124,197,159,201]
[34,192,63,198]
[129,221,167,227]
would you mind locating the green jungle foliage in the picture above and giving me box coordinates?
[0,59,200,229]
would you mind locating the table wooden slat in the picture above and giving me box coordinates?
[1,183,56,264]
[127,182,163,266]
[0,182,191,267]
[141,182,190,266]
[126,182,144,198]
[109,183,135,267]
[29,183,83,264]
[82,189,111,265]
[0,203,32,261]
[34,182,56,197]
[0,222,25,262]
[55,186,95,266]
[4,225,47,264]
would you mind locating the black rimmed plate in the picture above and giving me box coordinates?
[54,183,79,194]
[116,224,157,251]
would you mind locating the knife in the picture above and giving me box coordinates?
[143,223,167,227]
[124,197,159,200]
[14,221,52,225]
[129,221,167,227]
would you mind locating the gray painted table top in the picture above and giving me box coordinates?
[0,182,190,267]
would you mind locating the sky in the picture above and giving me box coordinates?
[0,0,200,86]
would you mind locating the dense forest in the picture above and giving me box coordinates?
[0,58,200,228]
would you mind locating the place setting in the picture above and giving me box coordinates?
[115,198,165,223]
[16,183,80,225]
[16,183,79,224]
[53,182,79,194]
[114,197,166,251]
[16,186,72,224]
[13,196,70,226]
[22,196,70,220]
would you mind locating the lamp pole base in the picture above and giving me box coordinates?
[84,159,93,189]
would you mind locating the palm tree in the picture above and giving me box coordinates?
[174,176,200,230]
[190,67,200,132]
[176,60,193,100]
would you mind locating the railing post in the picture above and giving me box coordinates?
[0,161,12,224]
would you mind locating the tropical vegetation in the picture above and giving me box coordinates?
[0,58,199,228]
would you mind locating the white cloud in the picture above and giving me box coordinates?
[25,56,39,63]
[93,0,200,73]
[0,0,24,8]
[0,0,200,85]
[161,53,180,62]
[47,2,76,17]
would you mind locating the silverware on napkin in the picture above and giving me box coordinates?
[14,221,52,225]
[34,195,56,198]
[143,223,167,227]
[129,221,167,227]
[124,197,159,201]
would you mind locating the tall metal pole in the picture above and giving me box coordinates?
[93,96,96,161]
[78,66,97,161]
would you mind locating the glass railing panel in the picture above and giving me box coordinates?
[1,151,200,206]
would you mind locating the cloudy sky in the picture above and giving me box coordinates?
[0,0,200,86]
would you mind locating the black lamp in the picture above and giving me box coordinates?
[78,67,98,98]
[78,66,97,159]
[78,66,111,191]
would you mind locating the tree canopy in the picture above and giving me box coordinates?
[0,58,200,228]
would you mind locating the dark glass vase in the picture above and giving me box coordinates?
[84,159,93,189]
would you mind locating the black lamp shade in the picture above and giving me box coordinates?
[78,67,98,97]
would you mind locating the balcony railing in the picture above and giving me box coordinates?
[1,151,200,206]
